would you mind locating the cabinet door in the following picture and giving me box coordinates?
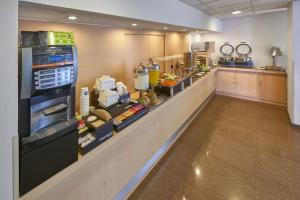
[236,72,258,98]
[217,70,236,94]
[258,74,287,103]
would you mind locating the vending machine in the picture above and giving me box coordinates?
[18,31,78,195]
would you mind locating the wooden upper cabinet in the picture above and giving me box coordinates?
[217,70,236,94]
[235,72,258,98]
[258,74,287,103]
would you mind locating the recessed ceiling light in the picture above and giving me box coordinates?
[164,27,168,30]
[68,16,77,20]
[131,23,138,26]
[232,10,242,15]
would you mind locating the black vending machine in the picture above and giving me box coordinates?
[18,31,79,196]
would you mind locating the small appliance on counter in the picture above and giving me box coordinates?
[183,52,194,77]
[18,31,78,196]
[134,63,149,105]
[234,42,253,68]
[191,42,215,52]
[218,43,235,67]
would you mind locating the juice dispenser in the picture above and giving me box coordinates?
[148,59,160,102]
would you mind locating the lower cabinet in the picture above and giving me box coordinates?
[236,72,258,97]
[217,70,236,94]
[217,69,287,105]
[258,74,287,103]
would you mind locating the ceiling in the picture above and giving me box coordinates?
[19,2,203,33]
[179,0,291,19]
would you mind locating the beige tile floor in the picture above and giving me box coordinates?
[128,95,300,200]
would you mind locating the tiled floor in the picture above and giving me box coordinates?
[128,95,300,200]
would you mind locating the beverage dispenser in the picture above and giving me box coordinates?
[148,59,160,102]
[18,31,79,196]
[134,63,149,105]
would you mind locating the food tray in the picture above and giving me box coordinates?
[154,82,182,97]
[113,104,148,132]
[78,115,113,155]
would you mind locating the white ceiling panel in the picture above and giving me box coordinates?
[206,0,248,8]
[199,0,218,3]
[253,0,290,6]
[195,3,211,10]
[180,0,202,6]
[179,0,291,19]
[254,1,290,11]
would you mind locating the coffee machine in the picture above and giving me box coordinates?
[18,32,78,195]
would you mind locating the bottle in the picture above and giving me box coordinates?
[80,87,89,116]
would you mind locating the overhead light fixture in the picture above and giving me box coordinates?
[232,10,242,15]
[67,15,77,20]
[183,29,187,31]
[163,27,168,30]
[131,23,138,26]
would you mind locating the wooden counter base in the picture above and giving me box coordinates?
[20,69,217,200]
[217,67,287,106]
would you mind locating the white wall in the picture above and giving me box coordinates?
[288,1,300,125]
[200,11,288,68]
[0,0,18,200]
[288,3,294,123]
[21,0,222,32]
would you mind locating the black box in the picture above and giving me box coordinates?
[20,130,78,196]
[78,117,113,155]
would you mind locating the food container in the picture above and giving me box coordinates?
[78,114,113,155]
[155,81,182,97]
[134,63,149,90]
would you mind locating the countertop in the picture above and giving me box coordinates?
[218,66,287,75]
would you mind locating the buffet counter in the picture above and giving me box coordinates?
[20,68,218,200]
